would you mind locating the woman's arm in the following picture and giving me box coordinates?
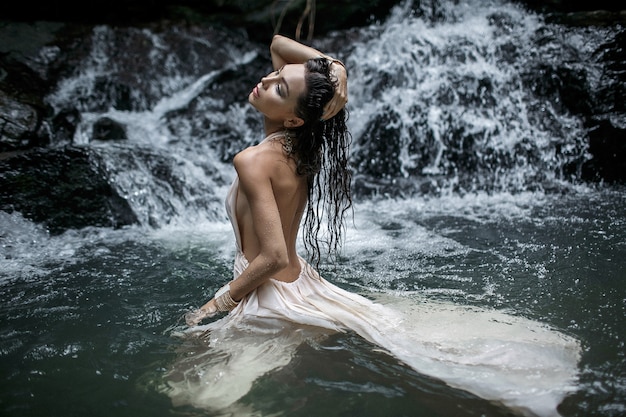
[270,34,324,68]
[185,149,288,325]
[270,34,348,120]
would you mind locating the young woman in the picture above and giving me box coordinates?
[165,35,581,417]
[184,34,351,324]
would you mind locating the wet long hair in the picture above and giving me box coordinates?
[288,57,352,268]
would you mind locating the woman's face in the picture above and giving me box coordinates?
[248,64,306,126]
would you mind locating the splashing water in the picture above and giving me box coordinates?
[1,0,625,416]
[347,0,606,195]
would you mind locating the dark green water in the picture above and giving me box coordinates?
[1,187,624,417]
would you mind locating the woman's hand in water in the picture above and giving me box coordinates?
[184,299,218,326]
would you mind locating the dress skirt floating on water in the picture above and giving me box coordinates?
[161,176,581,417]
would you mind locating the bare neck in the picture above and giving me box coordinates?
[263,117,285,137]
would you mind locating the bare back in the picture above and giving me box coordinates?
[232,136,308,282]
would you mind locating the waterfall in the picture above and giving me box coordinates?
[347,0,607,196]
[1,5,623,416]
[44,25,265,227]
[38,0,620,227]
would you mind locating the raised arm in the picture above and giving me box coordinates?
[270,35,348,120]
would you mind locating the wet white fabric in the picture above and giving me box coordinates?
[162,176,581,417]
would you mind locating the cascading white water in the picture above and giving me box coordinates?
[37,0,611,227]
[1,2,625,417]
[346,0,600,195]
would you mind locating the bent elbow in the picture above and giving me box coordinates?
[270,34,283,53]
[265,249,289,272]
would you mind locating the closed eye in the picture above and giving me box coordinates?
[275,66,286,97]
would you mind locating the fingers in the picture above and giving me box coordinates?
[184,300,218,326]
[322,89,348,120]
[322,95,347,121]
[322,62,348,121]
[322,97,347,120]
[185,308,208,326]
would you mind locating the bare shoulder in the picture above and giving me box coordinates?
[233,140,295,184]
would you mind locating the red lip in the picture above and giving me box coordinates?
[252,85,260,98]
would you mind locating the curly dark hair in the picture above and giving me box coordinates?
[288,57,352,268]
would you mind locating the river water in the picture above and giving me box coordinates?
[1,188,624,417]
[1,0,625,416]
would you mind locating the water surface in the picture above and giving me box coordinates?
[1,187,624,416]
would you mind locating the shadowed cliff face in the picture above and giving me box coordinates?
[4,1,626,17]
[0,0,403,42]
[0,0,624,234]
[2,0,624,38]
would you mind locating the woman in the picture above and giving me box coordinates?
[165,35,581,417]
[185,34,351,324]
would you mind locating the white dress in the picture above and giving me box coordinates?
[161,176,582,417]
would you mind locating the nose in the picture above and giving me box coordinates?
[261,73,278,88]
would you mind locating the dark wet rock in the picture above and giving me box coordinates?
[581,120,626,183]
[0,146,137,234]
[2,0,402,43]
[0,90,41,150]
[93,117,127,141]
[49,108,81,146]
[0,54,51,151]
[353,108,405,182]
[517,1,626,26]
[0,0,623,238]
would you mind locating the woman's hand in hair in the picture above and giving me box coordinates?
[321,61,348,121]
